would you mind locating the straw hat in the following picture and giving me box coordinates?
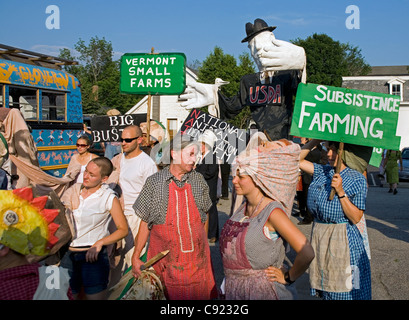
[106,109,121,116]
[140,121,167,143]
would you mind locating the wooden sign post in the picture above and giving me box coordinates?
[329,142,344,200]
[146,47,156,146]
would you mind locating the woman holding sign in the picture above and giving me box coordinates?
[300,139,371,300]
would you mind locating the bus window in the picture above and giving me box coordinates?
[42,91,66,121]
[0,47,83,178]
[8,86,37,120]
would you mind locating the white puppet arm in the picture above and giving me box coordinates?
[180,78,217,110]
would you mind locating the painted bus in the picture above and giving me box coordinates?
[0,44,83,177]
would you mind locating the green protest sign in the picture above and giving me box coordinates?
[369,147,384,167]
[120,52,186,95]
[290,83,401,150]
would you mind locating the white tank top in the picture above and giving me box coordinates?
[76,154,92,184]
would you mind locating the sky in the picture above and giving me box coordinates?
[1,0,408,67]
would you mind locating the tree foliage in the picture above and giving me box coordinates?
[59,36,142,115]
[198,47,255,128]
[59,34,371,126]
[292,33,371,87]
[75,37,113,84]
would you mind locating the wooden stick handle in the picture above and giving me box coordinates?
[329,142,344,200]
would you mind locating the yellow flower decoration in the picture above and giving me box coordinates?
[0,187,60,256]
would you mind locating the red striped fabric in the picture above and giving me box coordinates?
[147,181,217,300]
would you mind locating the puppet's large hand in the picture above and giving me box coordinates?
[180,78,216,110]
[258,39,306,71]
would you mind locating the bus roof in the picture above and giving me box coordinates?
[0,43,78,70]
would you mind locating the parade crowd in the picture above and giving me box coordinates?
[0,18,389,301]
[1,120,375,301]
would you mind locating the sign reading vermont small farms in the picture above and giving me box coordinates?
[120,52,186,95]
[290,83,401,150]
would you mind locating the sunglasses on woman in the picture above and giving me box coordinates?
[76,143,89,148]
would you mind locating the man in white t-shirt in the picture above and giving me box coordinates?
[108,125,158,284]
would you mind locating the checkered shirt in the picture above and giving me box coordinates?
[133,166,212,229]
[308,163,372,300]
[0,263,74,300]
[0,264,40,300]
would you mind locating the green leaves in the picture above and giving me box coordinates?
[292,33,370,87]
[59,37,142,115]
[197,47,255,128]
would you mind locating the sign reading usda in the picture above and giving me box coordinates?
[290,83,401,150]
[120,52,186,95]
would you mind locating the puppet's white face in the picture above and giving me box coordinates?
[248,31,277,72]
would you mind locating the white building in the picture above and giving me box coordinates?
[343,65,409,149]
[126,67,198,140]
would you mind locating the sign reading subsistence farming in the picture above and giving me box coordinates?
[120,52,186,95]
[290,83,401,150]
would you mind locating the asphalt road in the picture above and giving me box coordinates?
[210,169,409,300]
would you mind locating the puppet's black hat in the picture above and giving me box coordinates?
[241,18,276,43]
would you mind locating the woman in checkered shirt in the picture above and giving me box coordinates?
[300,140,371,300]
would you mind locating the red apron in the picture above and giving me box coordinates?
[147,180,217,300]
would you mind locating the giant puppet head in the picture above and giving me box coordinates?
[242,18,306,73]
[180,18,306,113]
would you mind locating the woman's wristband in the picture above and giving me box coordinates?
[284,271,295,285]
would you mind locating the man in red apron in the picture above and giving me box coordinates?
[131,134,218,300]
